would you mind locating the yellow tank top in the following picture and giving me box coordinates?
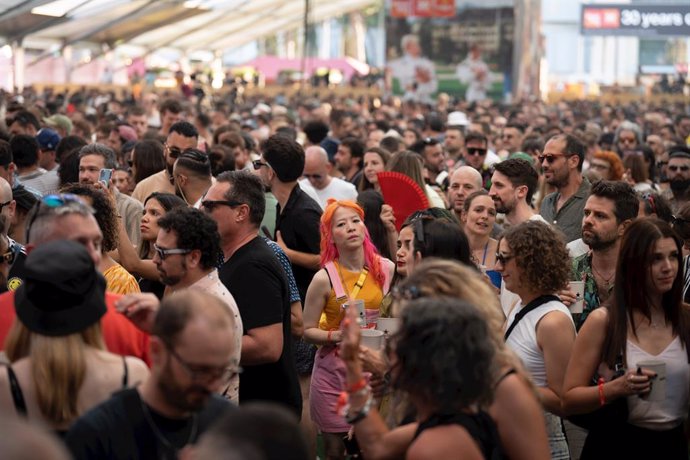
[318,261,384,331]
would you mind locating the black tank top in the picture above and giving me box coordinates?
[413,410,507,460]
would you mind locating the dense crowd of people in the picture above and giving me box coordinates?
[0,84,688,459]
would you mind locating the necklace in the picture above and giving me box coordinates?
[140,398,198,454]
[591,261,615,289]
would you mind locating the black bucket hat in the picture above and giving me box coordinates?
[15,240,106,336]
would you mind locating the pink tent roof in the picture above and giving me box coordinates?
[236,56,370,82]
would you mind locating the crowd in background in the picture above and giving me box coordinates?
[0,83,688,459]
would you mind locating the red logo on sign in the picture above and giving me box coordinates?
[583,8,620,29]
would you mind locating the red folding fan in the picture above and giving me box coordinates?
[377,171,430,231]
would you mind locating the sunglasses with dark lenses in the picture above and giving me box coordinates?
[467,147,487,156]
[303,174,323,180]
[537,153,567,164]
[495,253,514,265]
[252,160,270,170]
[669,165,690,172]
[166,144,183,159]
[201,200,244,212]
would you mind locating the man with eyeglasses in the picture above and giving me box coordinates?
[66,290,238,460]
[132,121,198,204]
[203,171,302,416]
[118,207,243,402]
[299,146,356,208]
[666,152,690,212]
[539,134,591,243]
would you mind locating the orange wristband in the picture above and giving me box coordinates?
[598,377,606,406]
[347,378,367,394]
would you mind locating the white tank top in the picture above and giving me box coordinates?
[626,336,690,430]
[505,299,575,387]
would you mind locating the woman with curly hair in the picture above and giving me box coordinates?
[61,184,140,295]
[378,259,550,460]
[589,151,624,181]
[497,220,575,459]
[303,199,395,460]
[339,296,502,459]
[563,218,690,459]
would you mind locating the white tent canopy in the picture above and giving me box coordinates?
[0,0,374,53]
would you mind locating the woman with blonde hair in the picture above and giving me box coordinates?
[0,241,148,435]
[303,199,395,460]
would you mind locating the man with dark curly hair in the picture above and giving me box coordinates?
[153,206,243,402]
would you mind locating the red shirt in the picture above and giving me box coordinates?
[0,291,150,366]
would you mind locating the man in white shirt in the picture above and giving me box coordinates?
[300,146,357,208]
[456,44,490,103]
[387,34,438,102]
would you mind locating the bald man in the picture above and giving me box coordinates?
[298,146,357,208]
[447,166,482,223]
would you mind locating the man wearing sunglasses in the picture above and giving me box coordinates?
[666,152,690,212]
[461,131,494,189]
[299,146,356,208]
[539,134,591,243]
[132,121,198,204]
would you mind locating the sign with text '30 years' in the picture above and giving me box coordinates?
[581,4,690,36]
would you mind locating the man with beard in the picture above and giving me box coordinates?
[148,207,242,401]
[132,121,198,203]
[66,290,238,460]
[490,158,544,226]
[570,181,638,329]
[665,151,690,212]
[411,137,447,188]
[539,134,591,243]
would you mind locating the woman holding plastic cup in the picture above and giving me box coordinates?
[563,218,690,458]
[303,199,394,460]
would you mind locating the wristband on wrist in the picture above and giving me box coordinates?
[345,392,374,424]
[347,378,367,394]
[327,330,333,343]
[598,377,606,406]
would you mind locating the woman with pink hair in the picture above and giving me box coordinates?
[303,199,395,460]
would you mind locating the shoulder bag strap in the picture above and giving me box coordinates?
[324,262,347,302]
[4,365,27,416]
[504,295,560,341]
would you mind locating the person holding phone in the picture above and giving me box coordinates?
[563,218,690,458]
[302,199,394,460]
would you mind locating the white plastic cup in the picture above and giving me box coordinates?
[568,281,585,314]
[376,318,402,336]
[637,359,666,402]
[360,329,385,350]
[345,299,366,326]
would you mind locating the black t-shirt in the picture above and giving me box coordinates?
[65,388,232,460]
[218,237,302,416]
[275,185,322,302]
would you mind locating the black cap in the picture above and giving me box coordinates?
[15,240,106,336]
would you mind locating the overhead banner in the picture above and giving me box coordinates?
[581,4,690,36]
[385,1,515,102]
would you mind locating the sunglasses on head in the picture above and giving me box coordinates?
[467,147,487,156]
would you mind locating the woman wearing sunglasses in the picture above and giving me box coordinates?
[496,220,575,459]
[302,199,394,460]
